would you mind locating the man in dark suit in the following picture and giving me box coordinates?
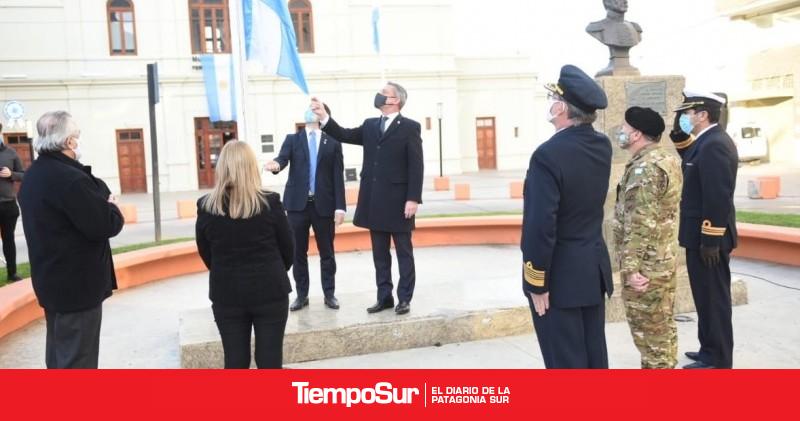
[522,65,614,368]
[670,90,738,369]
[19,111,124,368]
[310,82,424,315]
[265,104,346,311]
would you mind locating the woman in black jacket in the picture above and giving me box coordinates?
[196,141,294,369]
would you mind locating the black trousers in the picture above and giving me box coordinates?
[0,200,19,276]
[370,230,415,304]
[44,304,103,369]
[527,295,608,368]
[212,296,289,369]
[287,201,336,298]
[686,248,733,368]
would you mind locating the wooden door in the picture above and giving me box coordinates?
[195,118,238,188]
[3,133,33,169]
[116,129,147,193]
[3,133,33,193]
[476,117,497,170]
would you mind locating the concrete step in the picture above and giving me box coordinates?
[179,268,748,368]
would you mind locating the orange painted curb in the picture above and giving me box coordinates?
[0,280,43,339]
[114,243,207,290]
[2,219,798,341]
[732,223,800,267]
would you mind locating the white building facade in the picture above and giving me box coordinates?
[0,0,546,193]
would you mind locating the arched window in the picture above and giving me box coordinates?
[107,0,137,55]
[189,0,232,54]
[289,0,314,53]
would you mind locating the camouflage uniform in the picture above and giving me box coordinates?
[613,143,683,369]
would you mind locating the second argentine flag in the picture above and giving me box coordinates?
[200,54,238,123]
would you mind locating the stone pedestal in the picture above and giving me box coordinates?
[594,75,689,297]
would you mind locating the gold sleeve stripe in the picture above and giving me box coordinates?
[674,136,695,150]
[702,220,726,236]
[524,262,545,287]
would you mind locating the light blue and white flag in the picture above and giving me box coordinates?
[372,6,381,54]
[243,0,309,94]
[200,54,238,123]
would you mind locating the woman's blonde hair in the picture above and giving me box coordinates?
[201,140,269,219]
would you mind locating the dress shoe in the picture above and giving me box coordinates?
[685,351,701,361]
[7,274,22,283]
[324,296,340,310]
[683,360,715,369]
[395,301,410,315]
[290,296,309,311]
[366,301,394,314]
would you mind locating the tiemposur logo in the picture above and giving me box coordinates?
[293,382,420,407]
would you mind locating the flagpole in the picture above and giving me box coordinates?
[230,0,249,146]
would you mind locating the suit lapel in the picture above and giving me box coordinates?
[298,130,310,162]
[375,117,384,142]
[687,125,718,161]
[379,114,402,143]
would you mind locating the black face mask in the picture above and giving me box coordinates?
[374,93,388,109]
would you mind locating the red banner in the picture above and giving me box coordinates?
[2,369,797,418]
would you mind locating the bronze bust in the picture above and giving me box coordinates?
[586,0,642,77]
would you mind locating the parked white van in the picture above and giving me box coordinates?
[729,124,769,162]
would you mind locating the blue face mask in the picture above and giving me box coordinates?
[679,114,694,135]
[304,109,318,124]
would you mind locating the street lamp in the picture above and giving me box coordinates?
[436,102,443,177]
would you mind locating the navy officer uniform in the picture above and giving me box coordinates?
[521,65,614,368]
[669,91,738,369]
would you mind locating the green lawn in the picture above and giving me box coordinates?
[736,211,800,229]
[0,237,194,288]
[110,237,194,255]
[416,211,523,219]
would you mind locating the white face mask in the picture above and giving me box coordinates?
[70,138,82,161]
[546,100,564,123]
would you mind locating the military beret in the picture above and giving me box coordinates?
[625,106,665,138]
[674,89,726,112]
[545,65,608,113]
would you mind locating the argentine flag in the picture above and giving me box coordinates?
[200,54,237,123]
[243,0,309,94]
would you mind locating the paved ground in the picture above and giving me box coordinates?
[4,162,798,265]
[1,245,797,369]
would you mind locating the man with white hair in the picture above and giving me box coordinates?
[310,82,424,315]
[18,111,124,368]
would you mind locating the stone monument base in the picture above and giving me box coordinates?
[179,275,747,368]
